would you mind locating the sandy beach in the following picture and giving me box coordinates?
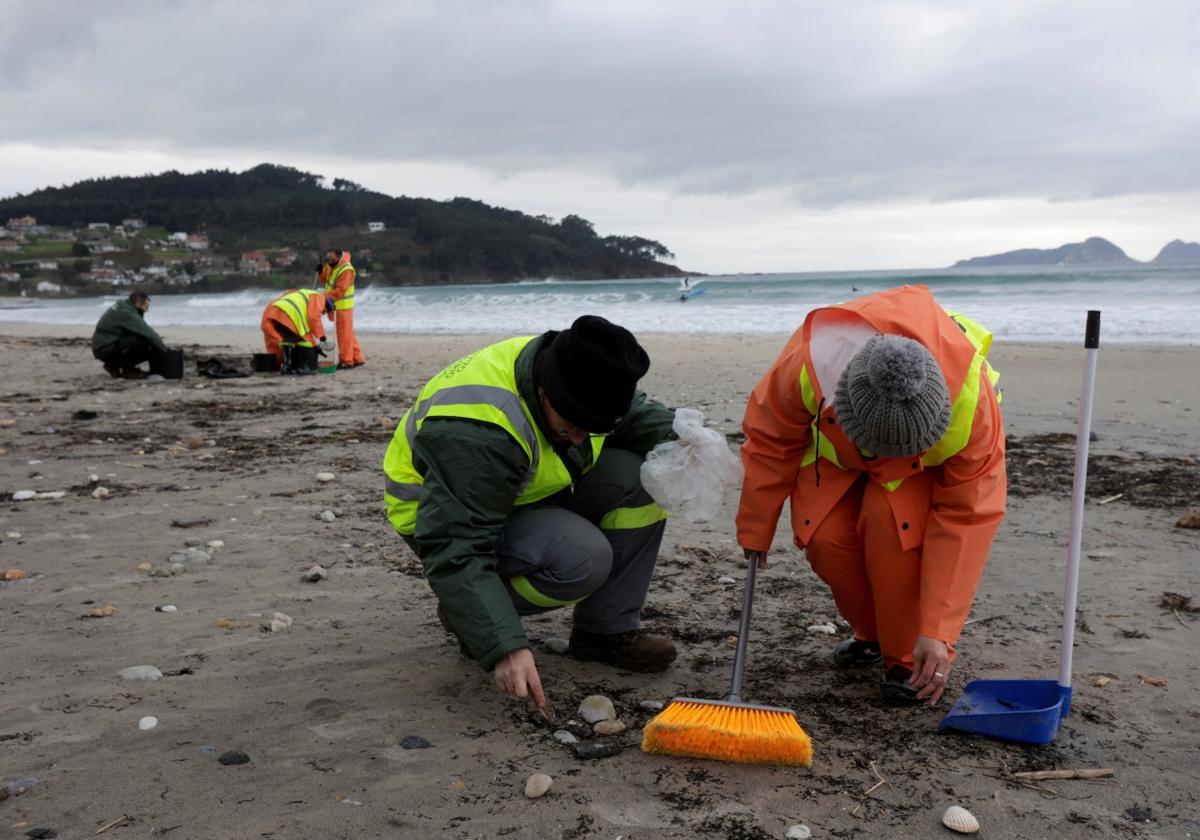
[1,322,1198,839]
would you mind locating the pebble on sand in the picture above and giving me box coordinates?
[138,716,158,731]
[156,605,178,613]
[578,695,616,723]
[262,612,293,633]
[184,434,205,449]
[3,569,28,581]
[319,510,337,522]
[1177,510,1200,529]
[12,491,37,501]
[316,472,336,482]
[786,825,812,840]
[717,576,736,584]
[593,719,626,736]
[218,750,251,766]
[573,740,622,760]
[301,565,328,582]
[638,700,665,712]
[206,539,225,550]
[401,735,432,749]
[91,486,111,499]
[552,730,578,745]
[119,665,163,681]
[807,623,838,635]
[544,637,570,654]
[524,773,553,799]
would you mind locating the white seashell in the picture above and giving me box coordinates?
[807,623,838,635]
[786,825,812,840]
[138,716,158,731]
[158,605,177,613]
[544,637,569,654]
[639,700,665,712]
[717,576,736,584]
[319,510,336,522]
[206,540,225,550]
[552,730,578,745]
[88,474,100,483]
[524,772,553,799]
[315,472,336,483]
[92,486,111,499]
[12,490,36,502]
[37,491,67,499]
[578,695,616,723]
[263,612,293,633]
[942,805,980,834]
[119,665,163,681]
[593,719,626,736]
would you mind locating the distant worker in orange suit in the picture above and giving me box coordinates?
[736,285,1006,707]
[318,248,365,369]
[261,287,333,374]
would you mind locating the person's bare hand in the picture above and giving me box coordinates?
[743,548,768,569]
[909,634,950,704]
[493,648,547,708]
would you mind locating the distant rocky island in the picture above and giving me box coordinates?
[954,236,1200,268]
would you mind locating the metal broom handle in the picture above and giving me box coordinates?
[1059,310,1100,689]
[727,554,760,703]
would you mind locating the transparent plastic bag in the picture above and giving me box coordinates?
[640,408,743,523]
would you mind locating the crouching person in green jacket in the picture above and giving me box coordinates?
[91,291,167,379]
[384,315,678,711]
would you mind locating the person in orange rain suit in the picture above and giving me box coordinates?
[260,288,333,370]
[318,249,365,369]
[736,284,1006,707]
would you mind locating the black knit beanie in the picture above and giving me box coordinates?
[535,315,650,433]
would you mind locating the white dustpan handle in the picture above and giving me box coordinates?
[1059,311,1100,689]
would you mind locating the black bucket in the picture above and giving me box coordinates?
[152,348,185,379]
[252,352,279,373]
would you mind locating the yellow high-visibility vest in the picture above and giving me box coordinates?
[324,262,355,311]
[270,288,323,347]
[382,336,604,535]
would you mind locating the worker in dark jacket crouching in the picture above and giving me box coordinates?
[384,315,678,712]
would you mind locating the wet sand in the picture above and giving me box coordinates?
[1,323,1198,839]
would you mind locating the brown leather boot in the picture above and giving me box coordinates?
[567,628,677,672]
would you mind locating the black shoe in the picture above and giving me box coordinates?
[103,362,121,379]
[336,362,354,370]
[833,637,882,668]
[121,367,148,380]
[567,628,677,672]
[880,664,921,706]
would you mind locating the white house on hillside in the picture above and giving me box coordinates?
[367,221,386,233]
[36,280,63,294]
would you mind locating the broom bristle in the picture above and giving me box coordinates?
[641,699,813,766]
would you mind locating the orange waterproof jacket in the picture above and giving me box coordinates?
[265,288,328,345]
[736,285,1006,641]
[320,251,355,312]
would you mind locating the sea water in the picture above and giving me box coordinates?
[2,264,1197,343]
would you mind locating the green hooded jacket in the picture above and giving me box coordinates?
[406,331,676,670]
[91,300,167,358]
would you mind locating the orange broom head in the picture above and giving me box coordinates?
[641,697,812,766]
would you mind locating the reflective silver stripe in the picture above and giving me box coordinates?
[404,384,540,484]
[385,475,422,500]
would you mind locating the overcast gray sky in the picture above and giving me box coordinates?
[2,0,1197,272]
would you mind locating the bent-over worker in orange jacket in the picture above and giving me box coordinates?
[736,285,1006,706]
[318,249,365,369]
[261,288,333,372]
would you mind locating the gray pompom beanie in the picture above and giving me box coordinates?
[834,334,951,457]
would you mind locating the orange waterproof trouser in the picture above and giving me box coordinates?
[261,312,303,364]
[804,475,955,669]
[335,308,364,366]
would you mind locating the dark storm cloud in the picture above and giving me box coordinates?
[2,0,1197,206]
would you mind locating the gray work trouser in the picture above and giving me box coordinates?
[495,448,667,635]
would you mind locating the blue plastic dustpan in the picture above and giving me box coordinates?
[941,311,1100,745]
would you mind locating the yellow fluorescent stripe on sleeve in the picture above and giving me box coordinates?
[599,502,669,531]
[509,574,582,608]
